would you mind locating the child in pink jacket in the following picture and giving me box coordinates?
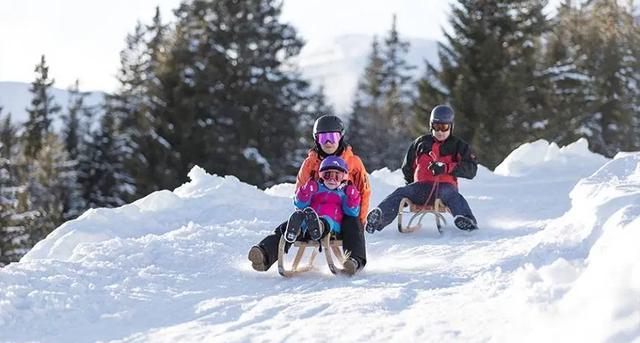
[284,156,361,242]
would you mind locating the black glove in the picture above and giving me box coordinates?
[428,161,446,176]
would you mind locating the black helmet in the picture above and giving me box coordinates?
[313,115,345,137]
[429,105,455,125]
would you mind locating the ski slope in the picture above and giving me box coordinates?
[1,138,639,342]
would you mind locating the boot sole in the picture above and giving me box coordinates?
[285,210,306,243]
[303,208,323,240]
[248,247,267,271]
[454,217,478,231]
[342,259,358,276]
[365,208,382,233]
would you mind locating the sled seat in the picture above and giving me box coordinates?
[277,234,350,277]
[397,198,449,234]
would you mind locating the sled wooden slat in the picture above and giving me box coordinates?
[398,198,449,234]
[277,235,345,277]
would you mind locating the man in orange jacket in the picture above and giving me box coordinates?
[248,115,371,275]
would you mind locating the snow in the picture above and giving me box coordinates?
[1,139,640,342]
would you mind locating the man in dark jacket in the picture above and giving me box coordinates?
[365,105,479,233]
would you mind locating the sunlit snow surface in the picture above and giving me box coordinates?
[1,140,639,342]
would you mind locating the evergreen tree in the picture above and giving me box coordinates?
[156,0,313,187]
[349,17,415,171]
[16,57,74,249]
[349,36,386,163]
[18,134,74,247]
[544,0,640,155]
[578,0,640,155]
[82,112,131,208]
[23,55,61,159]
[104,20,151,200]
[60,80,91,219]
[415,0,549,168]
[0,111,27,266]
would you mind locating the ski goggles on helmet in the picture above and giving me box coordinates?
[316,131,342,144]
[319,169,346,182]
[431,123,451,132]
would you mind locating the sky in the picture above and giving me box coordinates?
[0,0,452,93]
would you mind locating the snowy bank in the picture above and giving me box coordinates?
[1,140,638,342]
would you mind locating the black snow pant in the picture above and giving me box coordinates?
[257,215,367,270]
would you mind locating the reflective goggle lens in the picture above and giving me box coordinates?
[320,170,344,181]
[316,132,342,144]
[431,123,451,132]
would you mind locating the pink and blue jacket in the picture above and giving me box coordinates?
[294,182,360,234]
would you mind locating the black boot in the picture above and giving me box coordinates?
[342,257,360,276]
[454,215,478,231]
[303,207,324,241]
[365,207,383,234]
[248,245,268,272]
[285,210,306,243]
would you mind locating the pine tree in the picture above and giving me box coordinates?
[379,15,416,169]
[158,0,313,187]
[415,0,550,168]
[16,134,75,248]
[17,57,74,248]
[82,112,131,208]
[23,55,61,159]
[578,0,640,155]
[0,111,27,266]
[349,17,416,171]
[60,80,91,219]
[544,0,640,155]
[349,36,386,165]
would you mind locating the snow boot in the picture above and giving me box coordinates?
[365,207,383,234]
[248,245,268,272]
[342,257,360,276]
[303,207,324,241]
[285,210,305,243]
[454,215,478,231]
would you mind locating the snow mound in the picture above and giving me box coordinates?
[2,141,639,342]
[22,166,290,262]
[507,152,640,341]
[494,138,608,178]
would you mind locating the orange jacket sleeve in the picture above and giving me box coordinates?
[295,151,319,191]
[349,156,371,223]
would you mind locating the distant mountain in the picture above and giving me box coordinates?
[0,81,106,128]
[295,34,440,114]
[0,34,439,123]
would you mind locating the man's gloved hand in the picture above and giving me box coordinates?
[428,161,446,176]
[344,184,360,208]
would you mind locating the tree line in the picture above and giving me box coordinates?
[2,0,639,265]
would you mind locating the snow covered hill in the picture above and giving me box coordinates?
[295,34,438,113]
[1,139,639,342]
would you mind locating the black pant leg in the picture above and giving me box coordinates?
[340,215,367,268]
[257,221,287,270]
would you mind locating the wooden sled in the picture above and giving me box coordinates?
[277,233,350,277]
[397,198,449,234]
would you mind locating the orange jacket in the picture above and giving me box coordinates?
[296,146,371,224]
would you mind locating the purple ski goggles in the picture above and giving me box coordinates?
[316,132,342,144]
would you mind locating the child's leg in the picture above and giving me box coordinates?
[284,209,306,243]
[302,208,324,241]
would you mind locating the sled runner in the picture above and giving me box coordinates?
[397,197,449,234]
[277,234,350,277]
